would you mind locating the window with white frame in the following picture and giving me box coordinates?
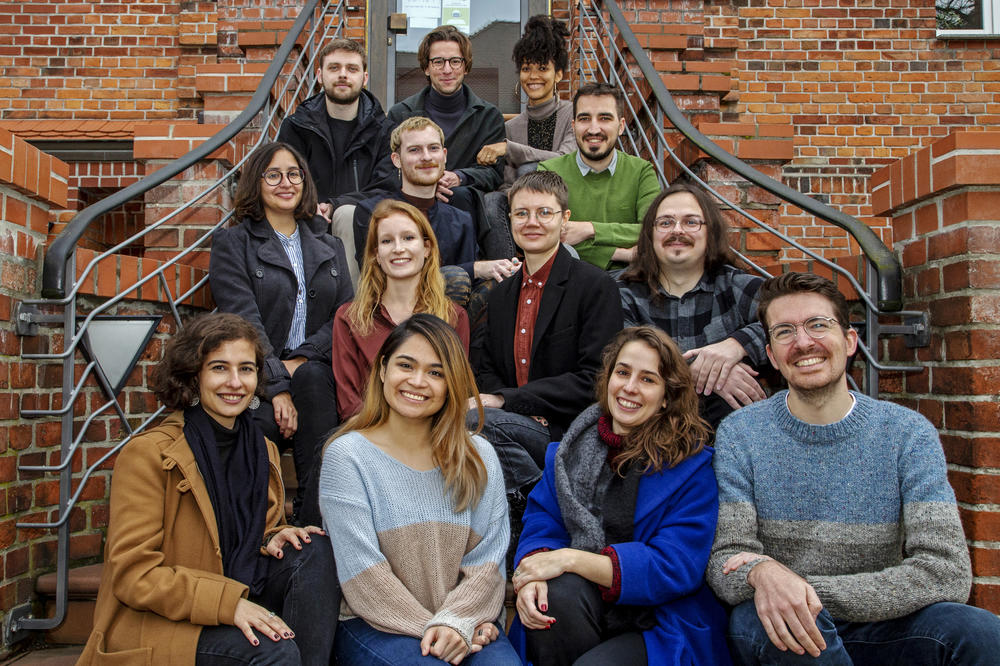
[937,0,1000,36]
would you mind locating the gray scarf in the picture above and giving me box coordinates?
[554,404,615,553]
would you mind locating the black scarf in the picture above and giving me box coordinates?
[183,406,269,595]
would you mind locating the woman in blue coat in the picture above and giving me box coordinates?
[511,326,731,665]
[210,141,353,526]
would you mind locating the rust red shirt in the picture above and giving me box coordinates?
[513,252,558,387]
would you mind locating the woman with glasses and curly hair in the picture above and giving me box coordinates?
[510,326,731,665]
[320,314,519,665]
[210,141,353,526]
[80,313,337,665]
[332,199,469,421]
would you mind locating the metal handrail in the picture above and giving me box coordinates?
[40,0,329,299]
[5,1,346,642]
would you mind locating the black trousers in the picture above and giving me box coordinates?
[525,573,648,666]
[195,535,340,666]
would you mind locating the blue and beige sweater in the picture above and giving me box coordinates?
[707,391,972,622]
[319,431,509,646]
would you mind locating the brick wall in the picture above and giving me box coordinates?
[873,130,1000,612]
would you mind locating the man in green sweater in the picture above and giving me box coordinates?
[538,82,660,269]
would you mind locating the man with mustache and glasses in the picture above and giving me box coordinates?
[537,82,659,271]
[617,182,768,429]
[707,272,1000,665]
[352,117,520,304]
[278,39,394,284]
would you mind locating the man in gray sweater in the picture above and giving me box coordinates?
[708,272,1000,664]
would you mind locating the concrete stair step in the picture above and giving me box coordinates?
[0,646,84,665]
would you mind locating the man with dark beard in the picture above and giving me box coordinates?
[278,39,394,283]
[537,82,659,270]
[617,182,768,429]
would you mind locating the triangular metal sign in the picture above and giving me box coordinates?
[80,315,162,397]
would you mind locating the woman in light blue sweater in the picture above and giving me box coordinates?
[319,314,520,665]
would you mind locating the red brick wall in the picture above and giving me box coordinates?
[873,131,1000,612]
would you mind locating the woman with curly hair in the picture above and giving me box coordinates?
[477,15,575,186]
[332,198,469,421]
[80,313,337,665]
[510,326,731,665]
[320,314,519,665]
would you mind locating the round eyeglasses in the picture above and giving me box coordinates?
[653,216,704,232]
[262,169,304,186]
[768,316,842,345]
[509,208,563,224]
[428,57,466,70]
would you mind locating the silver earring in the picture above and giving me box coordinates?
[249,395,261,410]
[190,396,200,406]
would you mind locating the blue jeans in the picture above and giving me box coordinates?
[195,536,339,666]
[728,600,1000,665]
[335,617,522,666]
[467,407,550,493]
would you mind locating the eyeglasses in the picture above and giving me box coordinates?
[509,208,563,224]
[768,316,842,345]
[428,57,466,70]
[654,216,704,232]
[262,169,304,186]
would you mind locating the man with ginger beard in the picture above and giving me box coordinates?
[537,82,659,270]
[617,182,768,429]
[353,117,519,300]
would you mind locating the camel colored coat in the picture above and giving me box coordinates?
[78,411,286,665]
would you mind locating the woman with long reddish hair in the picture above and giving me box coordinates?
[511,326,731,665]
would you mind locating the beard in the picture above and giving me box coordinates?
[402,164,443,187]
[324,83,362,105]
[580,136,615,162]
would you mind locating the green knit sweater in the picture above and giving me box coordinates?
[538,150,660,269]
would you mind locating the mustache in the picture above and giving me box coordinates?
[662,234,693,245]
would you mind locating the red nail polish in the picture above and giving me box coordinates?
[540,604,547,612]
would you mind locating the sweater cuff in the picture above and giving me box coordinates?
[598,546,622,602]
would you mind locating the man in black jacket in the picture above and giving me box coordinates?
[387,25,506,245]
[278,38,393,282]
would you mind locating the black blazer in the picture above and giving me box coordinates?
[209,216,353,398]
[472,246,624,437]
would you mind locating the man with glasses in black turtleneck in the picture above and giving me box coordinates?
[387,25,506,251]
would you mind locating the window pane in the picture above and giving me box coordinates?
[936,0,984,30]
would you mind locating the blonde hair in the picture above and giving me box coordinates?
[390,116,445,153]
[346,199,455,336]
[334,314,487,512]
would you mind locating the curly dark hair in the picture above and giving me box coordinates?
[152,313,268,410]
[512,15,569,73]
[232,142,318,223]
[595,326,710,474]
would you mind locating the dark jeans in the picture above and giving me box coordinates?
[480,191,518,260]
[728,599,1000,665]
[467,407,549,492]
[253,360,338,526]
[195,535,340,666]
[525,573,648,666]
[336,617,521,666]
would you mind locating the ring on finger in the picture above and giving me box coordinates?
[268,611,276,617]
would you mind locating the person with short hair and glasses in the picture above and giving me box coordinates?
[470,171,623,563]
[618,182,768,430]
[387,25,507,252]
[210,141,353,527]
[708,271,1000,665]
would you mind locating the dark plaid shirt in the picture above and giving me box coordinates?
[617,265,768,366]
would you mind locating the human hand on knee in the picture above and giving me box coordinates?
[232,598,294,645]
[265,525,325,558]
[516,581,555,630]
[421,625,469,664]
[470,621,499,650]
[747,560,826,658]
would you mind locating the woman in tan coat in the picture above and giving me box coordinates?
[79,313,338,665]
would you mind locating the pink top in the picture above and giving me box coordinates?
[332,302,471,420]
